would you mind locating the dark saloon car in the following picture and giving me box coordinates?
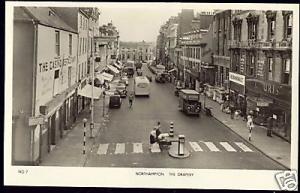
[109,95,122,108]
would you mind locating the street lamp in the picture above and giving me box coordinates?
[90,27,95,138]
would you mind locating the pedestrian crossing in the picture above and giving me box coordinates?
[96,140,254,156]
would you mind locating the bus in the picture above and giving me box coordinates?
[124,60,135,77]
[134,76,150,96]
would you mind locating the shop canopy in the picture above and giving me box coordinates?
[168,68,176,73]
[107,64,120,74]
[113,63,122,70]
[247,96,273,107]
[78,84,103,99]
[96,72,114,82]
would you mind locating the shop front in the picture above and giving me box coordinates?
[229,72,246,110]
[186,69,198,89]
[245,79,291,141]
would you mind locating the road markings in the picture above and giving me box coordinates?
[234,142,253,152]
[133,143,143,153]
[97,144,109,155]
[115,143,125,154]
[189,142,203,152]
[202,141,220,152]
[220,142,237,152]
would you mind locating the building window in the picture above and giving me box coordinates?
[80,15,82,29]
[266,11,277,41]
[283,12,293,40]
[246,14,259,40]
[247,52,255,76]
[69,34,72,55]
[54,69,59,79]
[267,57,273,80]
[282,58,290,84]
[55,31,60,56]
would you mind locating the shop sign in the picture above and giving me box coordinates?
[257,101,269,107]
[264,82,279,95]
[38,56,76,73]
[246,79,291,102]
[28,116,44,126]
[229,72,245,85]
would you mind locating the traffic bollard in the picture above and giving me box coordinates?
[83,118,87,154]
[169,122,174,137]
[178,135,185,155]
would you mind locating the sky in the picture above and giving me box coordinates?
[97,3,214,42]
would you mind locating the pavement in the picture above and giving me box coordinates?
[199,91,291,169]
[40,96,110,167]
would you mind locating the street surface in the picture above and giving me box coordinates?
[85,64,285,169]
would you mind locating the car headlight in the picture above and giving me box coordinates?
[187,106,191,110]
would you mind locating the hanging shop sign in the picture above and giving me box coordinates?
[229,72,245,86]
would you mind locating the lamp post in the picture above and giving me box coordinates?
[90,27,95,138]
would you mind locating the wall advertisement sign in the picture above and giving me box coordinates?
[229,72,245,86]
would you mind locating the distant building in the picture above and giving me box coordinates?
[95,22,120,71]
[212,10,232,89]
[120,41,155,62]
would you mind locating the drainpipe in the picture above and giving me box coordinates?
[31,19,38,165]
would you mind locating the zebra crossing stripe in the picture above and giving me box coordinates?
[234,142,253,152]
[97,144,109,155]
[115,143,125,154]
[220,142,237,152]
[133,143,143,153]
[189,142,203,152]
[202,142,220,152]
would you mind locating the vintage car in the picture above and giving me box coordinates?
[155,72,169,83]
[178,89,201,116]
[115,83,127,98]
[120,76,129,86]
[136,68,143,76]
[109,95,122,108]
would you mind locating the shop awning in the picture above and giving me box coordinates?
[96,72,114,82]
[247,96,273,107]
[117,60,122,65]
[168,68,176,73]
[78,84,103,99]
[107,65,120,74]
[113,63,122,70]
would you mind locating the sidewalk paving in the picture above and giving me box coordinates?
[40,96,110,167]
[200,93,291,169]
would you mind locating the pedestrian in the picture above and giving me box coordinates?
[128,92,134,108]
[149,128,156,150]
[230,104,235,119]
[267,116,273,137]
[155,122,162,142]
[247,114,254,141]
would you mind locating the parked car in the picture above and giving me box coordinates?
[155,73,166,83]
[120,76,129,86]
[115,83,127,98]
[109,95,122,108]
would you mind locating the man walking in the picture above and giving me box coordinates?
[247,113,254,141]
[128,92,134,108]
